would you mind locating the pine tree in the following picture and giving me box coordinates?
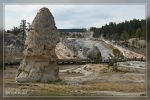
[135,28,142,39]
[20,20,27,41]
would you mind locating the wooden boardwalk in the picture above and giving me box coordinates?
[57,58,145,65]
[4,58,145,65]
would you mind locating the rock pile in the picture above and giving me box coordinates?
[15,7,60,82]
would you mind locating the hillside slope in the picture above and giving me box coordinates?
[4,33,145,64]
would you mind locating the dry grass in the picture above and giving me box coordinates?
[25,82,145,96]
[4,65,146,96]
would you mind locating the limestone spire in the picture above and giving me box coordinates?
[15,7,60,83]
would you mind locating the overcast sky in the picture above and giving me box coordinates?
[5,4,145,30]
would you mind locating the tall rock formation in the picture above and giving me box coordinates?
[15,7,60,82]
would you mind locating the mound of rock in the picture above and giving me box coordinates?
[86,46,102,62]
[15,7,59,82]
[55,42,77,59]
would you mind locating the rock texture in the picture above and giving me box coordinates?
[15,7,59,82]
[55,42,77,59]
[86,46,102,62]
[4,33,24,64]
[60,38,113,60]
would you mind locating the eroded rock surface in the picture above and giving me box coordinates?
[4,33,24,64]
[86,46,102,62]
[15,7,59,82]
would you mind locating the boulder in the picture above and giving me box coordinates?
[86,46,102,62]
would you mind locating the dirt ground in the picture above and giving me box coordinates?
[4,63,146,96]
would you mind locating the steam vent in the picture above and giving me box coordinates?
[15,7,60,82]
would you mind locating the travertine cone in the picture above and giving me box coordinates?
[15,7,60,83]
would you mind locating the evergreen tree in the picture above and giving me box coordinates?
[20,20,27,41]
[90,19,146,40]
[135,28,142,39]
[9,26,20,35]
[120,31,129,41]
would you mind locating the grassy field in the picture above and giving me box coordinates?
[4,64,146,96]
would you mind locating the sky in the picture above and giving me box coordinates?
[5,4,145,30]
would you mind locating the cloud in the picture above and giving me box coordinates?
[5,4,145,30]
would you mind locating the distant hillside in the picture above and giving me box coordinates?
[90,19,146,40]
[58,29,87,33]
[0,30,3,67]
[148,17,150,42]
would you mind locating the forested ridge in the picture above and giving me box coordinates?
[90,19,146,40]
